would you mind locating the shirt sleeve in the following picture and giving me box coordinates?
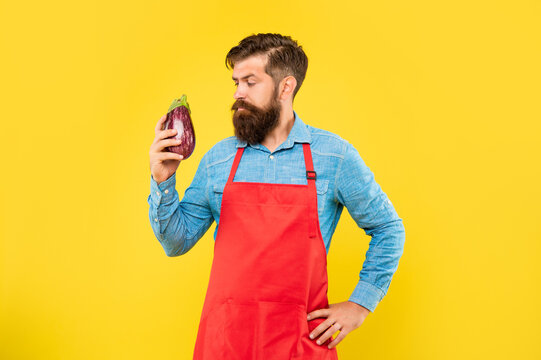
[147,153,214,256]
[335,142,406,312]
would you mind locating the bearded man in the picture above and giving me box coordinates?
[148,33,405,360]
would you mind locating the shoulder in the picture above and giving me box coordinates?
[201,136,239,168]
[305,123,353,158]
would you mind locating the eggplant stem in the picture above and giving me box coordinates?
[167,94,191,114]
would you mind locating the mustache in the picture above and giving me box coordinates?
[231,100,260,112]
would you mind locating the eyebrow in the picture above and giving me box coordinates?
[232,73,257,81]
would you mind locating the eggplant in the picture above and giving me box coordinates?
[163,94,196,159]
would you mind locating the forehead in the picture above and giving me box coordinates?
[231,54,268,80]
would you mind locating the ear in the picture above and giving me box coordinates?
[278,76,297,100]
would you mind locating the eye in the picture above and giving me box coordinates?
[233,82,255,87]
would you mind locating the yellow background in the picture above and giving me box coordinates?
[1,0,540,359]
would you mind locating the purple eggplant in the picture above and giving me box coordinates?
[163,94,196,159]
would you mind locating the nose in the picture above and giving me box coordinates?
[234,87,245,101]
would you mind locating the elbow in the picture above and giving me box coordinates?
[165,250,181,257]
[368,219,405,253]
[395,218,405,239]
[162,240,186,257]
[154,230,187,257]
[151,222,188,257]
[165,247,185,257]
[163,244,177,257]
[393,219,406,253]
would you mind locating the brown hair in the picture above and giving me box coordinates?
[225,33,308,100]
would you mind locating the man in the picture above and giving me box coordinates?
[148,33,405,359]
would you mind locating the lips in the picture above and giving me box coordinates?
[233,102,251,112]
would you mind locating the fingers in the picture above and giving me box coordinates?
[154,114,179,140]
[307,308,329,320]
[160,137,182,150]
[316,328,334,346]
[312,322,345,348]
[327,329,348,349]
[157,128,178,141]
[150,137,183,155]
[310,321,338,343]
[155,114,168,134]
[156,151,184,161]
[306,302,360,349]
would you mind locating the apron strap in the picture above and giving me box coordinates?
[302,143,316,181]
[302,143,318,238]
[227,147,245,184]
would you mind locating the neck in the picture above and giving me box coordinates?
[261,108,295,153]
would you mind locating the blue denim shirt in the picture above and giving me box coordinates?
[148,110,405,312]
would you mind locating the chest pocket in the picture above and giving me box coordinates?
[213,180,330,216]
[212,182,227,210]
[292,178,329,217]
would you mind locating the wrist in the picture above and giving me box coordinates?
[348,301,371,315]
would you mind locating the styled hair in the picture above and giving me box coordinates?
[225,33,308,100]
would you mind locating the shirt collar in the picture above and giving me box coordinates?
[235,110,312,150]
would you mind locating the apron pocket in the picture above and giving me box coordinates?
[222,300,304,359]
[194,302,226,360]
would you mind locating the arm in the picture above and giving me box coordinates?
[335,142,406,312]
[306,145,405,348]
[147,152,214,256]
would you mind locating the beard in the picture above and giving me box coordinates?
[231,87,282,145]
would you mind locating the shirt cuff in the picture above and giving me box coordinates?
[150,173,177,206]
[348,280,385,313]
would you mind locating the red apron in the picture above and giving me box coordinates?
[193,143,339,360]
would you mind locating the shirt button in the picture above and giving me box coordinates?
[156,191,160,196]
[154,218,158,222]
[164,189,169,194]
[269,155,274,159]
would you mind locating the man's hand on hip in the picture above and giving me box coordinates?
[306,301,370,349]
